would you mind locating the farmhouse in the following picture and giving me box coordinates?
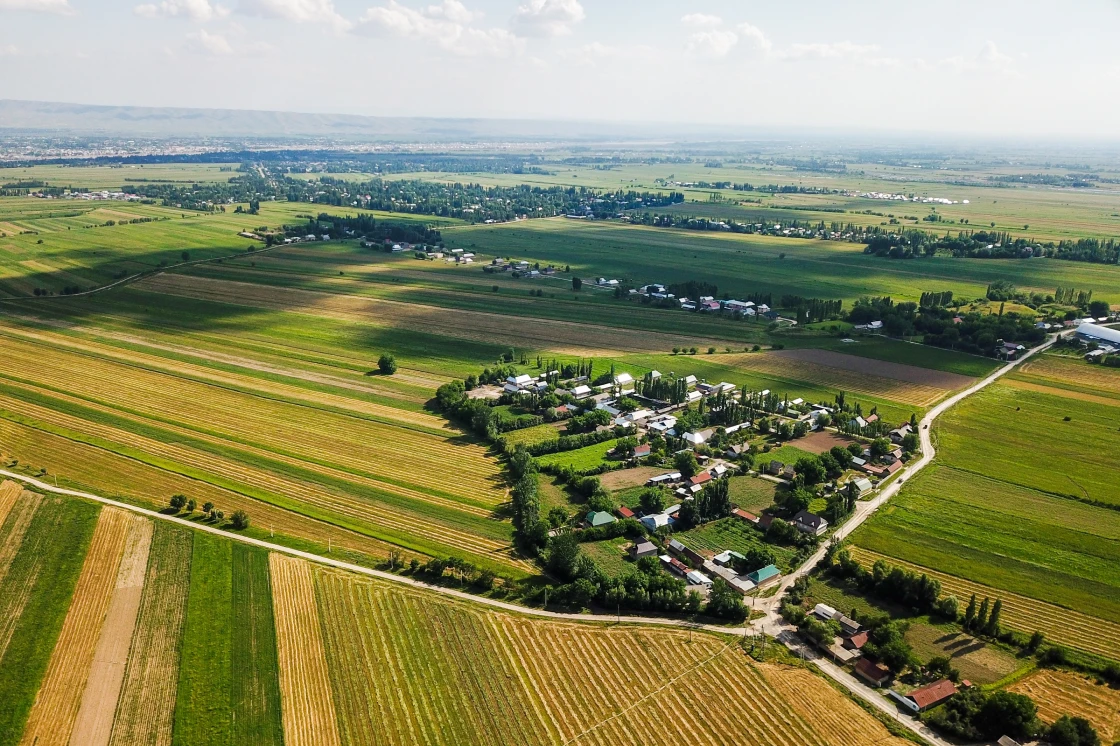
[632,444,651,458]
[629,539,657,559]
[900,679,957,712]
[843,631,870,650]
[685,570,713,587]
[616,506,635,519]
[689,471,712,488]
[792,511,828,535]
[570,384,592,399]
[683,429,715,445]
[854,659,892,687]
[731,508,759,524]
[851,477,874,496]
[640,512,673,531]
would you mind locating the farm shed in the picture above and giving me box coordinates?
[746,564,781,587]
[901,679,957,712]
[629,540,657,559]
[854,659,891,688]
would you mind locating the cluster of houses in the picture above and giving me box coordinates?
[630,533,782,596]
[485,258,557,275]
[1077,322,1120,360]
[809,603,960,713]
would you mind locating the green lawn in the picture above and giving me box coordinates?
[728,476,778,514]
[535,439,621,472]
[0,498,100,746]
[581,537,634,578]
[759,444,816,467]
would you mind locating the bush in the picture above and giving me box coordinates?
[378,354,397,375]
[169,494,187,512]
[1047,716,1100,746]
[230,510,250,530]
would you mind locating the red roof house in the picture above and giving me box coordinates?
[905,679,957,712]
[732,508,759,524]
[854,659,891,687]
[616,506,635,519]
[689,471,712,487]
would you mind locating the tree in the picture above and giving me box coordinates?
[704,579,746,621]
[901,433,920,453]
[673,451,700,478]
[794,455,825,485]
[830,445,853,468]
[986,598,1003,636]
[169,494,187,512]
[870,437,892,459]
[963,594,978,629]
[378,354,397,375]
[639,487,666,515]
[572,277,582,291]
[976,597,991,632]
[1047,716,1100,746]
[231,510,250,530]
[545,532,581,581]
[978,691,1039,741]
[185,499,196,514]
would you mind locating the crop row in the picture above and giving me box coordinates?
[1008,668,1120,741]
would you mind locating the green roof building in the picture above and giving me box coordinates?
[585,511,617,528]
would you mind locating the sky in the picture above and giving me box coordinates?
[2,0,1120,139]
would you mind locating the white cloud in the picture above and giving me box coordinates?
[0,0,73,14]
[356,0,523,56]
[736,22,771,53]
[932,40,1016,74]
[779,41,881,60]
[687,29,738,58]
[135,0,229,20]
[512,0,584,37]
[680,13,721,28]
[238,0,350,30]
[186,28,234,54]
[0,44,18,55]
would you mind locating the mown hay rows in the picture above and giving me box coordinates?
[0,480,21,527]
[849,547,1120,661]
[108,523,192,746]
[0,390,523,568]
[69,516,153,746]
[1008,669,1120,742]
[1018,355,1120,395]
[761,664,912,746]
[0,335,502,504]
[230,544,284,745]
[19,507,133,746]
[269,554,341,746]
[314,569,555,746]
[0,487,42,595]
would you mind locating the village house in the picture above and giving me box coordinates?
[731,508,759,524]
[854,659,892,687]
[851,477,874,496]
[584,511,616,528]
[616,506,635,519]
[746,564,781,588]
[629,539,657,559]
[899,679,957,713]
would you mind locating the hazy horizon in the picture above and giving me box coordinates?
[2,0,1118,140]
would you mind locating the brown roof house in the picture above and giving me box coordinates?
[854,659,892,687]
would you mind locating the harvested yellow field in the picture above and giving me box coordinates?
[269,554,341,746]
[19,507,133,746]
[720,350,953,406]
[1003,377,1120,408]
[1008,668,1120,742]
[761,664,913,746]
[0,479,21,525]
[142,273,733,355]
[312,566,907,746]
[108,523,193,746]
[69,517,153,746]
[849,547,1120,661]
[0,489,44,659]
[1017,354,1120,395]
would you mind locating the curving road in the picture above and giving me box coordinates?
[0,335,1054,746]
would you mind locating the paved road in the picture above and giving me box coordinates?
[0,336,1054,745]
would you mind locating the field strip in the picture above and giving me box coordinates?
[269,554,342,746]
[19,507,133,746]
[107,523,191,746]
[848,547,1120,661]
[762,663,912,746]
[0,494,46,660]
[0,326,452,435]
[0,487,40,590]
[719,351,948,407]
[141,273,739,354]
[1008,668,1120,741]
[1003,377,1120,408]
[0,389,522,564]
[1018,354,1120,395]
[774,348,974,388]
[0,480,20,527]
[69,516,153,746]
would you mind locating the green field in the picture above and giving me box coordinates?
[230,544,284,744]
[676,517,796,571]
[728,475,778,514]
[0,497,99,746]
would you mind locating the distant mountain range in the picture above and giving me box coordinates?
[0,99,732,142]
